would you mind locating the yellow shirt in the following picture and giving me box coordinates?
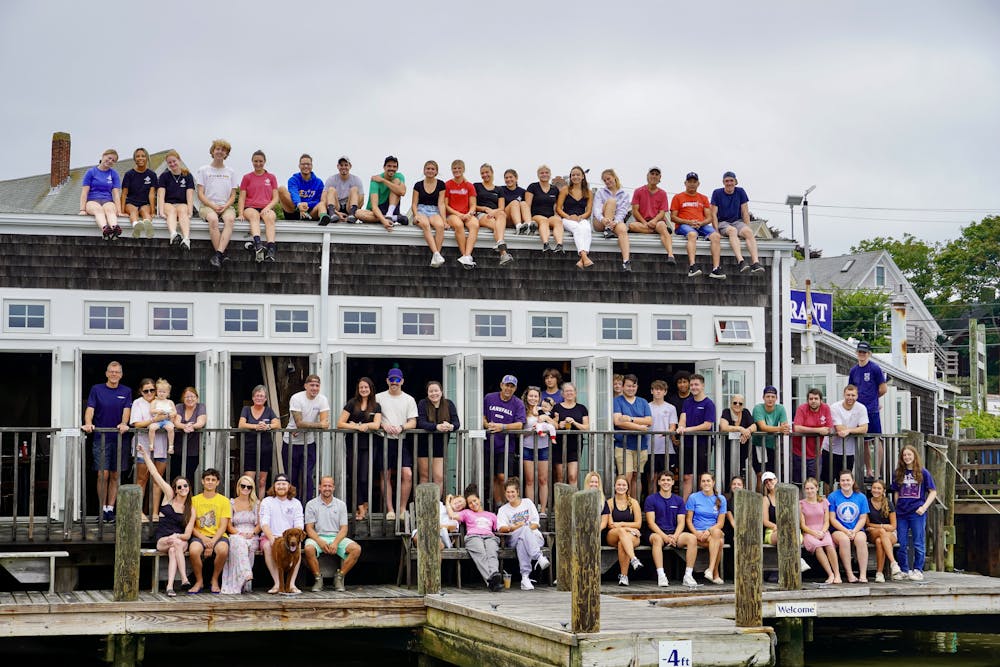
[191,492,231,538]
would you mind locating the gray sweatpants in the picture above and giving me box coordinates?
[465,534,500,582]
[508,525,543,575]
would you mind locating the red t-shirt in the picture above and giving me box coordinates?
[445,179,477,214]
[670,191,710,222]
[792,403,832,458]
[631,186,669,221]
[240,171,278,209]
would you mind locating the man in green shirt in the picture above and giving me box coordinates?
[354,155,408,230]
[752,385,788,490]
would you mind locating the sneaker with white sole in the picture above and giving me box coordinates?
[144,219,155,238]
[709,266,727,280]
[520,576,535,591]
[499,251,514,266]
[617,574,629,586]
[875,572,885,583]
[457,255,476,269]
[630,557,642,571]
[800,558,811,573]
[688,265,702,278]
[180,237,191,251]
[682,573,698,587]
[657,572,669,587]
[170,232,183,246]
[535,555,550,571]
[310,576,324,592]
[430,252,445,268]
[704,568,714,581]
[515,222,528,235]
[909,570,924,581]
[131,223,142,238]
[890,562,904,580]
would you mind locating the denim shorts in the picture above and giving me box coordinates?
[522,446,549,462]
[676,223,717,237]
[416,204,440,217]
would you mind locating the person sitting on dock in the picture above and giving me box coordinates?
[601,475,644,587]
[800,476,841,584]
[411,494,465,548]
[259,473,305,594]
[138,443,194,597]
[866,478,900,583]
[497,478,550,591]
[447,485,503,592]
[304,476,362,592]
[828,470,869,583]
[645,471,698,587]
[188,468,231,594]
[685,472,727,584]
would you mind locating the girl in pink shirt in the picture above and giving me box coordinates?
[799,477,840,583]
[238,150,279,262]
[447,485,502,590]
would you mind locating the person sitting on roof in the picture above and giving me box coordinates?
[354,155,408,230]
[711,171,764,273]
[79,148,123,240]
[278,153,324,221]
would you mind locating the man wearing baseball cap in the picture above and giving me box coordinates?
[319,156,365,224]
[670,172,725,279]
[629,166,677,267]
[752,385,789,490]
[711,171,764,273]
[483,374,526,505]
[376,367,418,521]
[848,341,887,478]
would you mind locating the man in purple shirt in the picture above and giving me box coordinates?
[81,361,132,523]
[676,373,717,499]
[483,374,526,505]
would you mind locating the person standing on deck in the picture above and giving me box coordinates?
[82,361,131,523]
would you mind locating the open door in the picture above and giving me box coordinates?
[791,364,838,413]
[571,357,592,411]
[696,358,722,412]
[592,356,613,432]
[463,353,483,429]
[195,351,217,426]
[443,353,464,418]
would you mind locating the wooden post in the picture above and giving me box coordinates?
[733,488,763,628]
[113,484,141,602]
[416,483,442,595]
[776,618,804,667]
[945,436,959,571]
[554,483,576,592]
[571,488,601,633]
[776,483,802,590]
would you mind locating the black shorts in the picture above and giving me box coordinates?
[550,437,579,464]
[487,449,519,479]
[374,435,413,470]
[680,440,709,477]
[415,433,446,459]
[190,535,230,552]
[283,208,315,221]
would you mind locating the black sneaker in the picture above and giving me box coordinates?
[555,243,565,254]
[244,240,255,252]
[751,262,765,273]
[666,255,677,265]
[209,253,222,268]
[688,265,702,278]
[495,242,507,254]
[102,225,113,240]
[622,259,632,272]
[265,246,276,262]
[111,225,123,239]
[709,266,727,280]
[318,213,332,226]
[395,214,409,225]
[529,221,538,234]
[542,243,552,254]
[737,259,748,273]
[603,228,614,240]
[170,232,182,246]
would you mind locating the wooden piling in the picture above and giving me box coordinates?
[733,488,763,627]
[416,483,442,595]
[113,484,141,602]
[776,483,802,590]
[776,618,804,667]
[554,483,576,593]
[571,488,601,633]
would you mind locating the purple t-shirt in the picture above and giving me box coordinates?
[455,509,497,537]
[483,392,526,452]
[890,467,935,517]
[682,395,717,448]
[87,382,132,447]
[83,166,121,203]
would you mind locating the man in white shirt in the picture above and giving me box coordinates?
[827,384,869,491]
[195,139,239,268]
[284,374,330,498]
[376,367,418,520]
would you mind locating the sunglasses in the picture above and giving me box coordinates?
[175,483,189,489]
[732,401,743,405]
[239,483,253,490]
[141,388,156,394]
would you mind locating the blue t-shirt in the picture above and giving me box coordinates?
[158,170,194,204]
[541,389,563,404]
[83,166,121,203]
[122,169,157,206]
[483,392,527,453]
[87,382,133,446]
[685,492,727,531]
[287,172,324,208]
[613,395,652,451]
[848,361,886,412]
[643,492,686,533]
[890,467,935,517]
[828,488,870,531]
[710,186,749,223]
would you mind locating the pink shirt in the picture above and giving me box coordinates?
[799,498,829,532]
[240,171,278,209]
[456,509,497,537]
[631,186,668,221]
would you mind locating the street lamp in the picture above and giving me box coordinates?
[785,194,803,241]
[798,186,817,363]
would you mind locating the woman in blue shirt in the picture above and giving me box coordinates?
[685,472,727,584]
[79,148,123,239]
[828,469,870,583]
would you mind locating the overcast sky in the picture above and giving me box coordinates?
[1,1,997,255]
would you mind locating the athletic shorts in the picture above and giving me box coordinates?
[305,533,356,559]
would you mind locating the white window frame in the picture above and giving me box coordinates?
[271,305,313,338]
[714,317,755,345]
[3,299,49,334]
[148,302,193,336]
[85,300,130,335]
[652,314,691,345]
[471,310,511,342]
[527,312,567,343]
[875,264,886,288]
[598,313,637,345]
[399,309,439,340]
[340,306,381,339]
[220,304,264,337]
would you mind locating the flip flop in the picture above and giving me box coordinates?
[187,587,202,595]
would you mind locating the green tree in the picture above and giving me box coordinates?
[935,215,1000,304]
[831,288,891,350]
[850,233,939,303]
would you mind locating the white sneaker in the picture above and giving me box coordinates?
[704,568,714,581]
[875,572,885,583]
[657,572,669,587]
[890,562,904,580]
[430,251,445,268]
[617,574,629,586]
[520,576,535,591]
[457,255,476,269]
[682,573,698,587]
[909,570,924,581]
[535,555,550,571]
[800,558,811,573]
[630,557,642,571]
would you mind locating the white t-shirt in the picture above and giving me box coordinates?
[375,390,418,440]
[285,391,331,444]
[827,400,869,455]
[195,164,239,206]
[649,401,678,455]
[496,498,544,546]
[259,495,304,536]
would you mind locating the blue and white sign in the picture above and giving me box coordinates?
[790,290,833,332]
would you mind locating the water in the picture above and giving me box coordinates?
[804,626,1000,666]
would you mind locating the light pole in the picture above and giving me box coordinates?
[799,186,817,363]
[785,194,803,242]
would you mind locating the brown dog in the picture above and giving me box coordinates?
[272,528,307,593]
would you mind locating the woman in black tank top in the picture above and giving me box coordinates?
[555,165,594,269]
[411,160,448,268]
[474,163,513,266]
[525,164,565,254]
[601,474,644,586]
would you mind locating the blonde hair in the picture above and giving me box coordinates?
[209,139,232,157]
[101,148,119,159]
[155,377,172,391]
[601,168,621,190]
[424,160,439,170]
[480,163,493,174]
[451,159,465,170]
[163,149,190,176]
[235,474,259,505]
[584,470,603,491]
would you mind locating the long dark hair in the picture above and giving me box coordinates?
[869,479,890,521]
[172,476,193,525]
[895,445,924,488]
[353,377,376,411]
[568,165,591,200]
[423,380,450,423]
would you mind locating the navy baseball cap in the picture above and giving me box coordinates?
[387,368,404,381]
[685,172,699,181]
[763,385,778,397]
[723,171,737,180]
[857,341,872,353]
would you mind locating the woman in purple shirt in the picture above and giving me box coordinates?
[79,148,123,239]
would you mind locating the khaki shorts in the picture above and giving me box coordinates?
[198,205,236,221]
[614,447,649,476]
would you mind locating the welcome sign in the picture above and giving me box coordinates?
[790,290,833,332]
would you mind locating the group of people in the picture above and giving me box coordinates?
[79,144,766,275]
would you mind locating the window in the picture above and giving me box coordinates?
[149,303,191,335]
[653,316,689,343]
[400,310,438,338]
[472,311,509,340]
[4,300,48,333]
[875,265,886,287]
[714,317,753,344]
[341,308,379,337]
[273,307,311,336]
[600,315,635,343]
[222,306,262,335]
[529,313,565,342]
[86,302,129,334]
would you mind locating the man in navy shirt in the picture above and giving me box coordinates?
[710,171,763,273]
[848,341,887,479]
[644,471,698,586]
[677,373,717,498]
[278,153,325,220]
[81,361,132,522]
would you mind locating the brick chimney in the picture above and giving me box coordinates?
[50,131,71,188]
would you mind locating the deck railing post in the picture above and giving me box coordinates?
[776,483,802,590]
[554,483,576,592]
[113,484,141,601]
[734,488,763,627]
[570,488,601,633]
[416,483,441,595]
